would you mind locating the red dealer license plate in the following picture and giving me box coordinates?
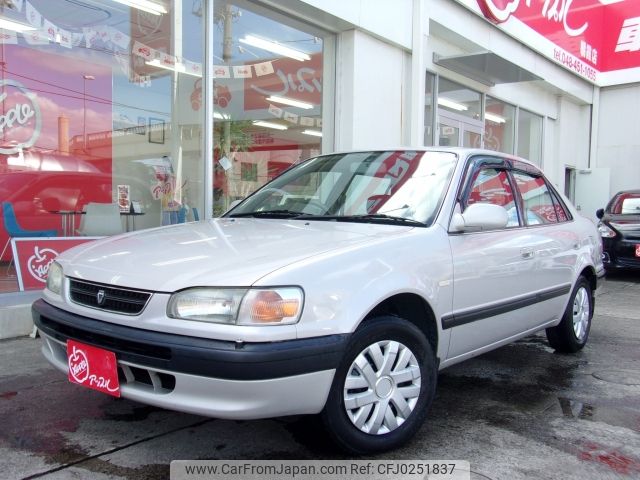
[67,340,120,397]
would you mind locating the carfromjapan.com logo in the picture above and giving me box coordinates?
[0,79,42,155]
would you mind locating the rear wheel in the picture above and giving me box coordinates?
[320,316,436,454]
[546,277,593,353]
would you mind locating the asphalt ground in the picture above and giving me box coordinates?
[1,274,639,480]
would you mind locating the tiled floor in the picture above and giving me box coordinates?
[0,263,19,293]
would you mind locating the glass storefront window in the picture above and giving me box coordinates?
[0,0,204,291]
[517,109,543,165]
[437,77,481,121]
[485,96,515,154]
[211,2,324,215]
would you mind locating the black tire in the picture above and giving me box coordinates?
[546,277,594,353]
[320,316,437,454]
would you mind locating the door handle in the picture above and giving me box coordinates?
[521,247,534,259]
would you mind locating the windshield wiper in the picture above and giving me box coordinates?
[229,210,303,218]
[297,213,426,227]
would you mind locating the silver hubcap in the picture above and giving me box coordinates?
[572,286,591,341]
[343,340,421,435]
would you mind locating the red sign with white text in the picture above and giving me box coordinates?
[243,53,322,111]
[67,340,121,397]
[460,0,640,85]
[11,237,100,290]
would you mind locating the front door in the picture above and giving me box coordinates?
[446,164,537,359]
[438,112,483,148]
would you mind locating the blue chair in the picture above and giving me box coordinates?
[1,202,57,268]
[192,207,200,221]
[177,206,187,223]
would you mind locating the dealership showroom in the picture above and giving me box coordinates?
[1,0,640,479]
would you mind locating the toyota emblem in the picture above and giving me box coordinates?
[96,289,106,305]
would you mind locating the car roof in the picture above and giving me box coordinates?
[313,147,543,174]
[613,189,640,195]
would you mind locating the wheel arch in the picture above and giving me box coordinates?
[578,265,597,319]
[579,265,597,293]
[361,293,439,363]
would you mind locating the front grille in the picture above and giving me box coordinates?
[69,279,152,315]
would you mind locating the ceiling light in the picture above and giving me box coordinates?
[253,120,288,131]
[146,59,202,77]
[266,95,313,109]
[239,35,310,62]
[110,0,167,15]
[0,17,35,33]
[485,112,506,124]
[438,97,468,111]
[302,129,322,137]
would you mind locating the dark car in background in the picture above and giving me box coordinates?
[597,189,640,271]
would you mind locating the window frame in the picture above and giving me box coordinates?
[452,154,573,233]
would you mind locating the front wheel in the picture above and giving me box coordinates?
[546,277,593,353]
[320,316,437,454]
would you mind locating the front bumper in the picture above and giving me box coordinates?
[33,299,347,419]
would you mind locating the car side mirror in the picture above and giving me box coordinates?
[450,203,509,232]
[596,208,604,220]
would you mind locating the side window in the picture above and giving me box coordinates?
[512,171,558,225]
[549,189,571,222]
[466,168,520,227]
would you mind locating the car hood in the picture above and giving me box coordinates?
[58,218,412,291]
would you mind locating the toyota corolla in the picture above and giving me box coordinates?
[33,148,604,453]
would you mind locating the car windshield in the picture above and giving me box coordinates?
[609,192,640,215]
[227,150,458,226]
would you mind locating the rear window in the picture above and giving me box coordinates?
[610,193,640,215]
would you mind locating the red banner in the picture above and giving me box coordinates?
[462,0,640,84]
[243,54,322,111]
[11,237,100,290]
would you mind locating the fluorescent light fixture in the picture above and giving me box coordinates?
[0,17,36,32]
[266,95,313,110]
[302,129,322,137]
[239,35,310,62]
[110,0,167,15]
[438,97,468,111]
[252,120,288,131]
[146,59,202,77]
[485,112,506,124]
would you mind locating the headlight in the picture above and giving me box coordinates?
[168,288,245,323]
[167,287,303,325]
[46,261,63,295]
[597,223,616,238]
